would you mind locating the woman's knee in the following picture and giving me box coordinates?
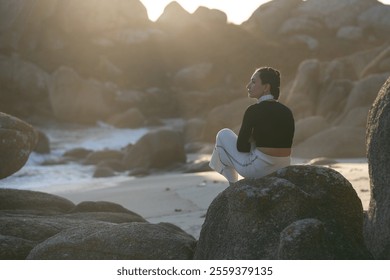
[216,128,236,141]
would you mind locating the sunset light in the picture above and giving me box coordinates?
[140,0,390,24]
[1,0,390,270]
[139,0,273,24]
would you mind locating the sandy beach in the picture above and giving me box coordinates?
[42,155,370,239]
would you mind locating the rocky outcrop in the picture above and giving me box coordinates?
[285,46,390,158]
[123,129,186,170]
[0,113,37,179]
[293,116,330,145]
[0,188,195,260]
[365,77,390,259]
[194,165,372,259]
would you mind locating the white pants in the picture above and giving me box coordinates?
[209,128,291,183]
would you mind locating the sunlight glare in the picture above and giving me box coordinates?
[140,0,390,25]
[139,0,273,24]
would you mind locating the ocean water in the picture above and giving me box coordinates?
[0,121,150,191]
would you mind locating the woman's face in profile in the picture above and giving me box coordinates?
[246,72,263,99]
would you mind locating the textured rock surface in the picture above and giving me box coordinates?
[0,189,193,260]
[0,113,37,179]
[365,76,390,259]
[27,222,196,260]
[194,165,372,259]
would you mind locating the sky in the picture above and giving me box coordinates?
[140,0,390,25]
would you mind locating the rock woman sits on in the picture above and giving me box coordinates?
[209,67,295,183]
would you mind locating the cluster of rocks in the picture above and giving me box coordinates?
[61,128,212,178]
[0,164,377,260]
[0,111,211,180]
[0,189,196,259]
[0,0,389,159]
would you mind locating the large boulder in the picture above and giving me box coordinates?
[123,129,186,170]
[27,222,196,260]
[343,73,389,113]
[0,55,50,118]
[316,79,353,121]
[293,116,330,145]
[105,108,146,128]
[194,165,372,259]
[173,63,213,89]
[0,188,74,214]
[0,113,38,179]
[360,45,390,78]
[285,59,321,120]
[292,126,366,159]
[48,66,117,123]
[0,214,105,243]
[365,76,390,259]
[0,55,50,100]
[338,106,370,127]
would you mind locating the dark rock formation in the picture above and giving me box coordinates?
[194,165,372,259]
[0,113,38,179]
[33,130,51,154]
[365,76,390,259]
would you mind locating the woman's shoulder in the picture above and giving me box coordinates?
[257,101,293,115]
[269,100,292,110]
